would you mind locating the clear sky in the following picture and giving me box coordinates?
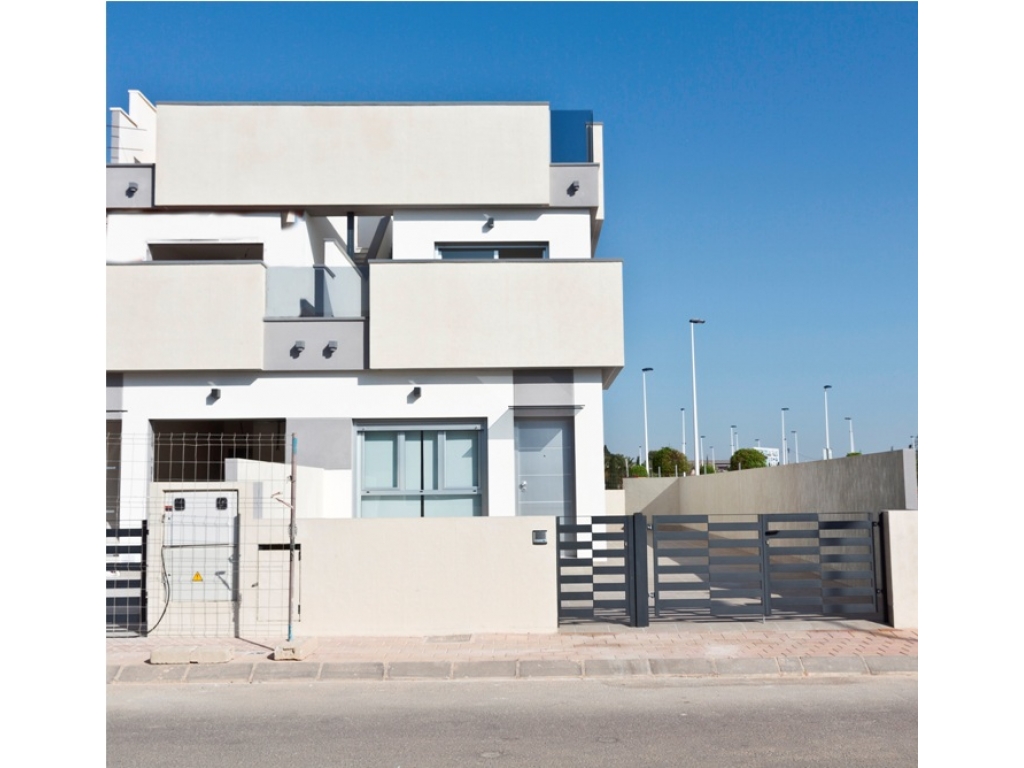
[106,1,918,462]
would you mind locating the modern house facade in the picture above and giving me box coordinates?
[106,91,624,527]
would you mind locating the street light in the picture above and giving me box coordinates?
[689,319,705,476]
[699,435,705,475]
[792,430,799,464]
[846,417,855,454]
[680,408,686,457]
[823,385,833,460]
[730,425,737,456]
[781,408,789,466]
[642,367,653,474]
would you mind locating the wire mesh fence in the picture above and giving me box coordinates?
[106,431,297,639]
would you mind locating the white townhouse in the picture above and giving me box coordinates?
[106,91,624,526]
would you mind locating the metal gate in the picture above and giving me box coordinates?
[556,514,648,626]
[650,512,885,621]
[106,523,148,636]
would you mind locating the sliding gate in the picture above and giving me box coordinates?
[650,513,885,621]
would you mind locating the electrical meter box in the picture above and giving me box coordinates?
[163,491,238,602]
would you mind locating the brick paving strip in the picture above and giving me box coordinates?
[107,622,917,683]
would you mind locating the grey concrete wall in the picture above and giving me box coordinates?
[285,418,353,470]
[549,164,600,208]
[625,450,918,517]
[107,165,154,209]
[263,319,366,371]
[884,509,918,630]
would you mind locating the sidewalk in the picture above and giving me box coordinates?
[107,619,918,684]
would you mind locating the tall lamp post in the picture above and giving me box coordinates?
[792,430,799,464]
[641,367,653,474]
[699,435,705,475]
[689,319,705,476]
[823,385,833,459]
[730,425,737,456]
[846,417,855,454]
[680,408,686,457]
[780,408,789,466]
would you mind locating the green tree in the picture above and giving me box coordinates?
[730,448,767,471]
[604,446,629,489]
[700,461,716,474]
[648,446,691,477]
[628,464,649,478]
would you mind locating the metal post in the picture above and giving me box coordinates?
[781,408,789,466]
[680,408,686,457]
[823,385,833,459]
[642,367,653,474]
[689,319,705,475]
[792,430,799,464]
[846,417,855,454]
[288,433,298,643]
[629,512,649,627]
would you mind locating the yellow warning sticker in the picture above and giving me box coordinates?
[192,572,203,582]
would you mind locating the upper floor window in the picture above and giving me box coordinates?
[149,242,264,261]
[437,243,548,260]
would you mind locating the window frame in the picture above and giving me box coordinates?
[435,243,549,260]
[355,421,486,518]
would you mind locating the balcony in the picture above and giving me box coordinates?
[368,259,624,386]
[107,263,367,372]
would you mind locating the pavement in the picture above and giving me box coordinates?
[107,619,918,684]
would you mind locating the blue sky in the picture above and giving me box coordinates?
[106,2,918,462]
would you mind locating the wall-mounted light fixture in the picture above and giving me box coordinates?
[126,182,139,198]
[484,216,495,231]
[567,180,580,196]
[292,340,305,355]
[410,386,422,399]
[324,340,338,357]
[209,388,221,402]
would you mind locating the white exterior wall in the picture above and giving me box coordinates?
[117,370,608,522]
[391,209,593,260]
[106,211,320,265]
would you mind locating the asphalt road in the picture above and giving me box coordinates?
[107,677,917,767]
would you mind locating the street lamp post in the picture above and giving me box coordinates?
[823,385,833,459]
[846,417,855,454]
[680,408,686,458]
[792,430,799,464]
[642,367,653,474]
[781,408,789,466]
[730,425,737,456]
[699,435,705,475]
[689,319,705,476]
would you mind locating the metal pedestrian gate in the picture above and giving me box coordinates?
[106,523,148,636]
[556,514,649,627]
[650,513,885,621]
[556,512,886,625]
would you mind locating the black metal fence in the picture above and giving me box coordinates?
[106,523,148,636]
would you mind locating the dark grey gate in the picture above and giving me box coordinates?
[556,513,648,627]
[106,523,148,636]
[650,512,885,621]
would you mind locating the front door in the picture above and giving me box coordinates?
[514,418,575,517]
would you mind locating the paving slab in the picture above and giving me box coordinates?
[387,662,451,679]
[715,658,781,676]
[251,662,321,682]
[117,664,189,683]
[320,662,385,681]
[864,656,918,674]
[800,656,869,675]
[777,657,806,676]
[185,663,253,683]
[452,661,518,679]
[107,665,121,683]
[649,658,716,676]
[519,660,581,678]
[583,659,650,677]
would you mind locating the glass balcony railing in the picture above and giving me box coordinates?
[550,109,594,163]
[265,265,366,319]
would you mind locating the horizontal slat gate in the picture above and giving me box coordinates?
[107,524,147,636]
[651,513,884,621]
[557,515,632,624]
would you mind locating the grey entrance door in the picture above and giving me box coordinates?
[514,418,575,517]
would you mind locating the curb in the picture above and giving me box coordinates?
[107,655,917,684]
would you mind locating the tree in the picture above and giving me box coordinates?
[648,446,691,477]
[700,461,716,474]
[628,464,649,478]
[604,446,629,489]
[730,448,767,471]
